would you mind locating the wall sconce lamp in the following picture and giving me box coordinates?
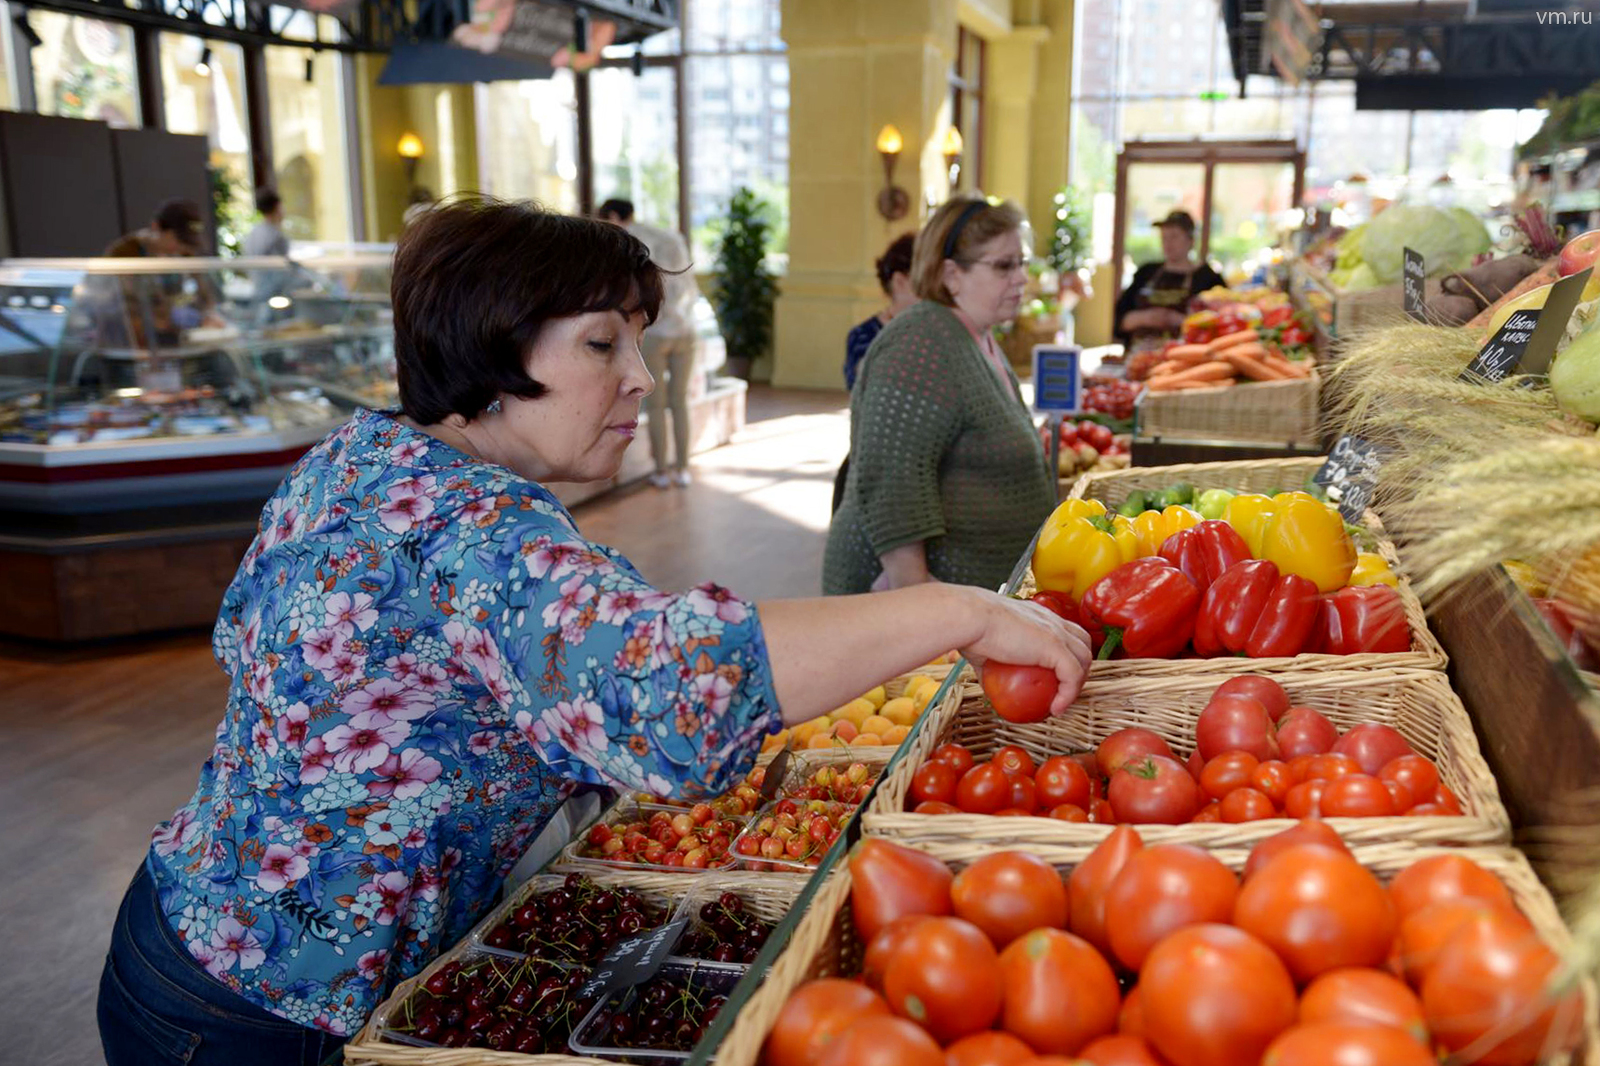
[574,8,590,54]
[195,45,213,77]
[397,131,424,185]
[875,124,909,221]
[942,125,965,187]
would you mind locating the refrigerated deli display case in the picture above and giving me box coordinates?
[0,252,396,640]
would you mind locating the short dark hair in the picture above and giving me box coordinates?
[874,234,916,295]
[393,197,664,425]
[153,198,203,247]
[255,187,282,215]
[598,198,635,222]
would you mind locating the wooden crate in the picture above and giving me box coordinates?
[1137,367,1321,447]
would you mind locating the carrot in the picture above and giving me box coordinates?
[1205,330,1261,356]
[1221,347,1287,381]
[1163,344,1212,365]
[1152,378,1237,392]
[1148,361,1236,390]
[1265,353,1312,379]
[1466,257,1560,330]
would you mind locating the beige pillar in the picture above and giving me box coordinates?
[772,0,959,389]
[982,27,1048,212]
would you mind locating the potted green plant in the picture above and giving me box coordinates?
[1047,184,1094,308]
[711,187,780,380]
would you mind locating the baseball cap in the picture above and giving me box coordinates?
[153,198,205,250]
[1154,210,1196,237]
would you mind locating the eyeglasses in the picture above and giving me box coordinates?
[964,257,1027,275]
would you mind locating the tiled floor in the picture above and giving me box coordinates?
[0,385,849,1066]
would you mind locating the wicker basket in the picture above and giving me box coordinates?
[713,840,1598,1066]
[342,870,811,1066]
[863,668,1510,848]
[1137,366,1321,446]
[1046,458,1449,676]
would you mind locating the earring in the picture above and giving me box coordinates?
[485,398,503,415]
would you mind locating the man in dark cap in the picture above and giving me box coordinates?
[1113,209,1225,349]
[100,199,220,346]
[105,198,208,258]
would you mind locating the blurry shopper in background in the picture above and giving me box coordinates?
[242,188,289,257]
[1114,209,1224,349]
[599,198,699,489]
[844,233,917,390]
[99,198,221,346]
[824,194,1055,595]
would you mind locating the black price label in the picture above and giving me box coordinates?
[1519,266,1593,377]
[579,914,690,1001]
[1460,309,1539,383]
[760,744,792,802]
[1403,248,1426,321]
[1314,435,1384,522]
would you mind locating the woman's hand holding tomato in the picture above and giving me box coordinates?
[965,593,1093,722]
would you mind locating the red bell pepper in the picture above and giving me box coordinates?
[1081,557,1200,660]
[1030,590,1107,654]
[1193,559,1319,658]
[1159,520,1253,593]
[1310,585,1411,655]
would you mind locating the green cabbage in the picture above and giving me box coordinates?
[1357,205,1492,285]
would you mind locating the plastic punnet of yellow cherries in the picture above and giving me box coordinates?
[761,669,948,754]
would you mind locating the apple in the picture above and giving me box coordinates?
[1559,229,1600,278]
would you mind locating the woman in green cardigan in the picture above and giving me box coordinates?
[825,195,1056,595]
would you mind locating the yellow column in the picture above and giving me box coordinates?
[981,26,1047,211]
[1027,0,1074,237]
[772,0,959,389]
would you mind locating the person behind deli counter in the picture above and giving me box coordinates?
[1113,209,1225,349]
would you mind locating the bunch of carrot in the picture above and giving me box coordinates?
[1145,329,1313,392]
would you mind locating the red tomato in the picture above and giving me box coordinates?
[1260,1023,1436,1066]
[849,838,953,942]
[1387,853,1515,922]
[1251,760,1294,806]
[951,851,1070,948]
[1109,755,1202,824]
[1088,799,1117,823]
[1395,898,1529,985]
[994,744,1038,778]
[1067,825,1144,956]
[1243,820,1352,880]
[1192,801,1223,822]
[982,662,1057,724]
[1318,774,1395,818]
[1284,754,1317,783]
[861,915,933,991]
[1103,844,1240,970]
[1118,985,1146,1037]
[944,1030,1036,1066]
[1297,968,1428,1044]
[1199,751,1260,800]
[882,917,1003,1043]
[1220,786,1276,822]
[1140,924,1298,1066]
[1097,728,1176,775]
[913,800,960,814]
[1035,755,1092,809]
[1430,784,1464,814]
[1212,675,1291,723]
[1377,755,1439,805]
[1331,724,1414,776]
[998,928,1120,1055]
[1195,696,1278,761]
[1423,910,1586,1065]
[932,743,976,775]
[1234,844,1396,983]
[1406,802,1452,816]
[1381,779,1415,812]
[1302,753,1360,781]
[763,978,891,1066]
[814,1014,944,1066]
[1047,803,1089,822]
[910,761,959,806]
[1275,707,1339,759]
[1007,773,1038,814]
[1282,780,1325,818]
[1077,1034,1168,1065]
[955,763,1012,815]
[1070,752,1104,795]
[1186,749,1206,782]
[1030,590,1077,620]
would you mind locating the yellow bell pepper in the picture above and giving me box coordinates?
[1348,551,1399,589]
[1131,505,1201,558]
[1222,493,1276,557]
[1260,492,1357,593]
[1033,499,1138,600]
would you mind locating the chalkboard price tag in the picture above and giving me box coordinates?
[1314,435,1384,523]
[1519,266,1593,377]
[1403,248,1426,321]
[760,744,792,802]
[1460,309,1539,384]
[579,914,691,1001]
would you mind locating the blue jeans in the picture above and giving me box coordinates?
[97,860,347,1066]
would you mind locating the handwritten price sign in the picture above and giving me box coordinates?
[579,915,690,1001]
[1314,435,1384,522]
[1403,248,1426,321]
[1460,310,1539,383]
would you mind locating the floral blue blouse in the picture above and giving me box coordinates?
[146,409,781,1036]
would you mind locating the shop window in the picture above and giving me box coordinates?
[263,44,352,242]
[30,11,140,128]
[590,64,681,231]
[160,33,252,247]
[474,72,579,213]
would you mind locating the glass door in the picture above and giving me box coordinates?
[1121,162,1206,286]
[1207,162,1297,281]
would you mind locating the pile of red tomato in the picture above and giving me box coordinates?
[763,829,1584,1066]
[908,675,1464,824]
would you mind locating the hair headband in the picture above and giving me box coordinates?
[942,200,989,261]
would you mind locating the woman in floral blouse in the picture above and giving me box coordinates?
[97,198,1091,1066]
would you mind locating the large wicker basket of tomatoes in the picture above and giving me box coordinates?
[715,832,1596,1066]
[1008,458,1447,682]
[864,669,1509,849]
